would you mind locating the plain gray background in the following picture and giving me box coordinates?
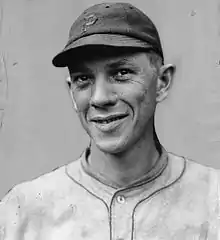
[0,0,220,198]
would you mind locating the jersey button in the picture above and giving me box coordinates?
[116,195,125,204]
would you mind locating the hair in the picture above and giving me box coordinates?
[146,51,163,75]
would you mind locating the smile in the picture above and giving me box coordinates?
[90,114,128,131]
[91,114,128,124]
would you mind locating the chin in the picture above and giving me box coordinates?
[94,137,131,155]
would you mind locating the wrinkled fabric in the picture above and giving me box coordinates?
[0,148,220,240]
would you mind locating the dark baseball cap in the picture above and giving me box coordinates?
[52,2,164,67]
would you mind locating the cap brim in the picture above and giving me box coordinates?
[52,34,153,67]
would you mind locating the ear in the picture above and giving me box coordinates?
[66,76,78,112]
[156,64,176,102]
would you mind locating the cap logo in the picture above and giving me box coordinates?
[82,14,98,32]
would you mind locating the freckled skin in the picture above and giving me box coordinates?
[69,49,158,154]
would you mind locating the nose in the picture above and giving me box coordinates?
[90,74,117,109]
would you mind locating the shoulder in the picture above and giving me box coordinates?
[167,151,220,195]
[0,159,83,238]
[0,160,81,203]
[2,165,67,199]
[0,164,66,208]
[0,152,88,239]
[0,163,72,217]
[167,151,219,176]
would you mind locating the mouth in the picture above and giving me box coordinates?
[90,114,128,124]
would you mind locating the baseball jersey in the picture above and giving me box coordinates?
[0,146,219,240]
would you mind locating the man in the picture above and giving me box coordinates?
[0,2,219,240]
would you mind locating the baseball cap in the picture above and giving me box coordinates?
[52,2,164,67]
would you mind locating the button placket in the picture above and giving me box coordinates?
[110,193,130,240]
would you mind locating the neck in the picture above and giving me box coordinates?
[88,124,161,188]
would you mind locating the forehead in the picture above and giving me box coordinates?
[67,46,150,72]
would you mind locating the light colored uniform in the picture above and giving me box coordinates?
[0,147,219,240]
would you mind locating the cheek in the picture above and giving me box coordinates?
[119,77,156,111]
[72,90,90,114]
[135,74,157,107]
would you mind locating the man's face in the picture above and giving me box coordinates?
[68,47,159,154]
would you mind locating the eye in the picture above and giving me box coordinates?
[70,74,93,88]
[113,69,134,81]
[74,75,90,82]
[69,74,93,90]
[117,69,131,76]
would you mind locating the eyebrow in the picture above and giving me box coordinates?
[69,57,137,73]
[69,65,91,74]
[106,58,135,69]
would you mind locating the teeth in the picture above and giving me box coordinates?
[97,116,123,124]
[92,115,127,124]
[99,119,114,124]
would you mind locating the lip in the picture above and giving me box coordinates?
[90,113,128,122]
[90,113,129,132]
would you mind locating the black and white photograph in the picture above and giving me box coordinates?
[0,0,220,239]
